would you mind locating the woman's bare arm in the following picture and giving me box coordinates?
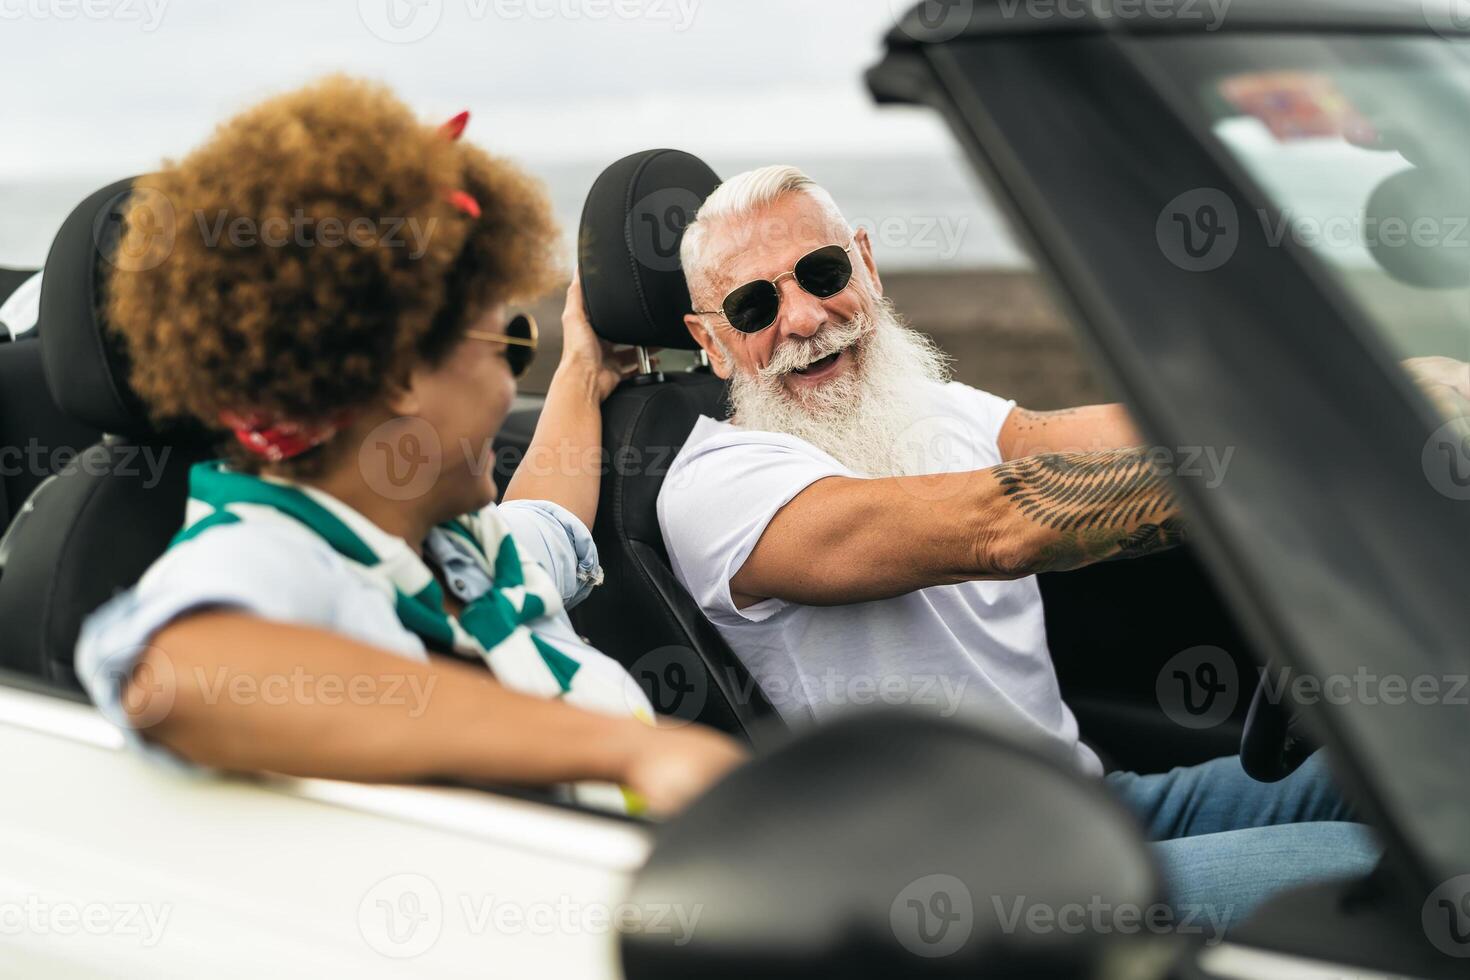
[129,610,744,813]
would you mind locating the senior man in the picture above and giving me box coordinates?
[655,164,1406,926]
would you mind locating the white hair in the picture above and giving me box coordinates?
[681,165,850,307]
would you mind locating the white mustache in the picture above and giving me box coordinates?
[758,317,868,382]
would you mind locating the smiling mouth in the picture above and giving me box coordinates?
[791,350,843,376]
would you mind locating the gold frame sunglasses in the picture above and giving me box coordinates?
[465,312,538,378]
[694,240,856,334]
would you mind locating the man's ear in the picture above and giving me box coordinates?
[684,314,731,379]
[854,226,883,298]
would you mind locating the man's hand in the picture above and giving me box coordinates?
[1404,355,1470,424]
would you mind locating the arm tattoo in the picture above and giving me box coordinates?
[1012,407,1080,423]
[991,449,1185,572]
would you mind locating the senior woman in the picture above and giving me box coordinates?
[75,76,743,814]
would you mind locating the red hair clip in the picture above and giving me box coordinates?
[440,110,480,218]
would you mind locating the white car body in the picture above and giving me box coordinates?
[0,684,647,979]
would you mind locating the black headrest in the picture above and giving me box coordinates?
[38,176,156,436]
[578,149,721,350]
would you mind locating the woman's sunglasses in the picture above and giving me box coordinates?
[465,313,538,378]
[694,241,856,334]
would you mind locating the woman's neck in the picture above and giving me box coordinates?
[280,462,440,555]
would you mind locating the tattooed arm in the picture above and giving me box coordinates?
[730,447,1183,608]
[998,404,1143,460]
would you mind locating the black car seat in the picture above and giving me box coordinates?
[0,267,37,311]
[572,149,777,743]
[0,178,210,690]
[0,267,102,534]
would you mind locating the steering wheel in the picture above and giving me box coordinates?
[1239,661,1321,782]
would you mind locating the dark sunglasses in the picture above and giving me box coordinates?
[694,241,856,334]
[465,313,538,378]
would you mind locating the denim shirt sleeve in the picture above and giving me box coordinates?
[495,499,604,610]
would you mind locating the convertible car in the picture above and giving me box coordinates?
[1,0,1467,976]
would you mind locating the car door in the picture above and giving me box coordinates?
[0,670,647,978]
[869,4,1470,971]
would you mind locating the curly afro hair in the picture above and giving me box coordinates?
[107,75,560,457]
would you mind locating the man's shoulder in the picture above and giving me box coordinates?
[671,415,833,470]
[658,414,845,518]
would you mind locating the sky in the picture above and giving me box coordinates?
[0,0,955,179]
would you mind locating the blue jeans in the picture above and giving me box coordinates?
[1105,753,1380,936]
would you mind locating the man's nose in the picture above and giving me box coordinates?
[774,275,826,340]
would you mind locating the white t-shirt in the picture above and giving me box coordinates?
[657,379,1101,776]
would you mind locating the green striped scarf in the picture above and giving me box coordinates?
[175,461,651,811]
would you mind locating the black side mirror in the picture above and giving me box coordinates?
[620,712,1181,979]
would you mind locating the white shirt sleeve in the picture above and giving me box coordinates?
[658,425,853,628]
[946,381,1018,459]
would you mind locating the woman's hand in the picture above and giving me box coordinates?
[559,272,651,402]
[621,723,748,816]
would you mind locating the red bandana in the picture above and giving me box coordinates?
[219,412,346,463]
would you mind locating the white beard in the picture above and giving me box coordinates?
[722,297,951,477]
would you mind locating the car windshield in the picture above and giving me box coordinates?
[1146,35,1470,372]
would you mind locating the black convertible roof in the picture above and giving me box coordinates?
[886,0,1467,44]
